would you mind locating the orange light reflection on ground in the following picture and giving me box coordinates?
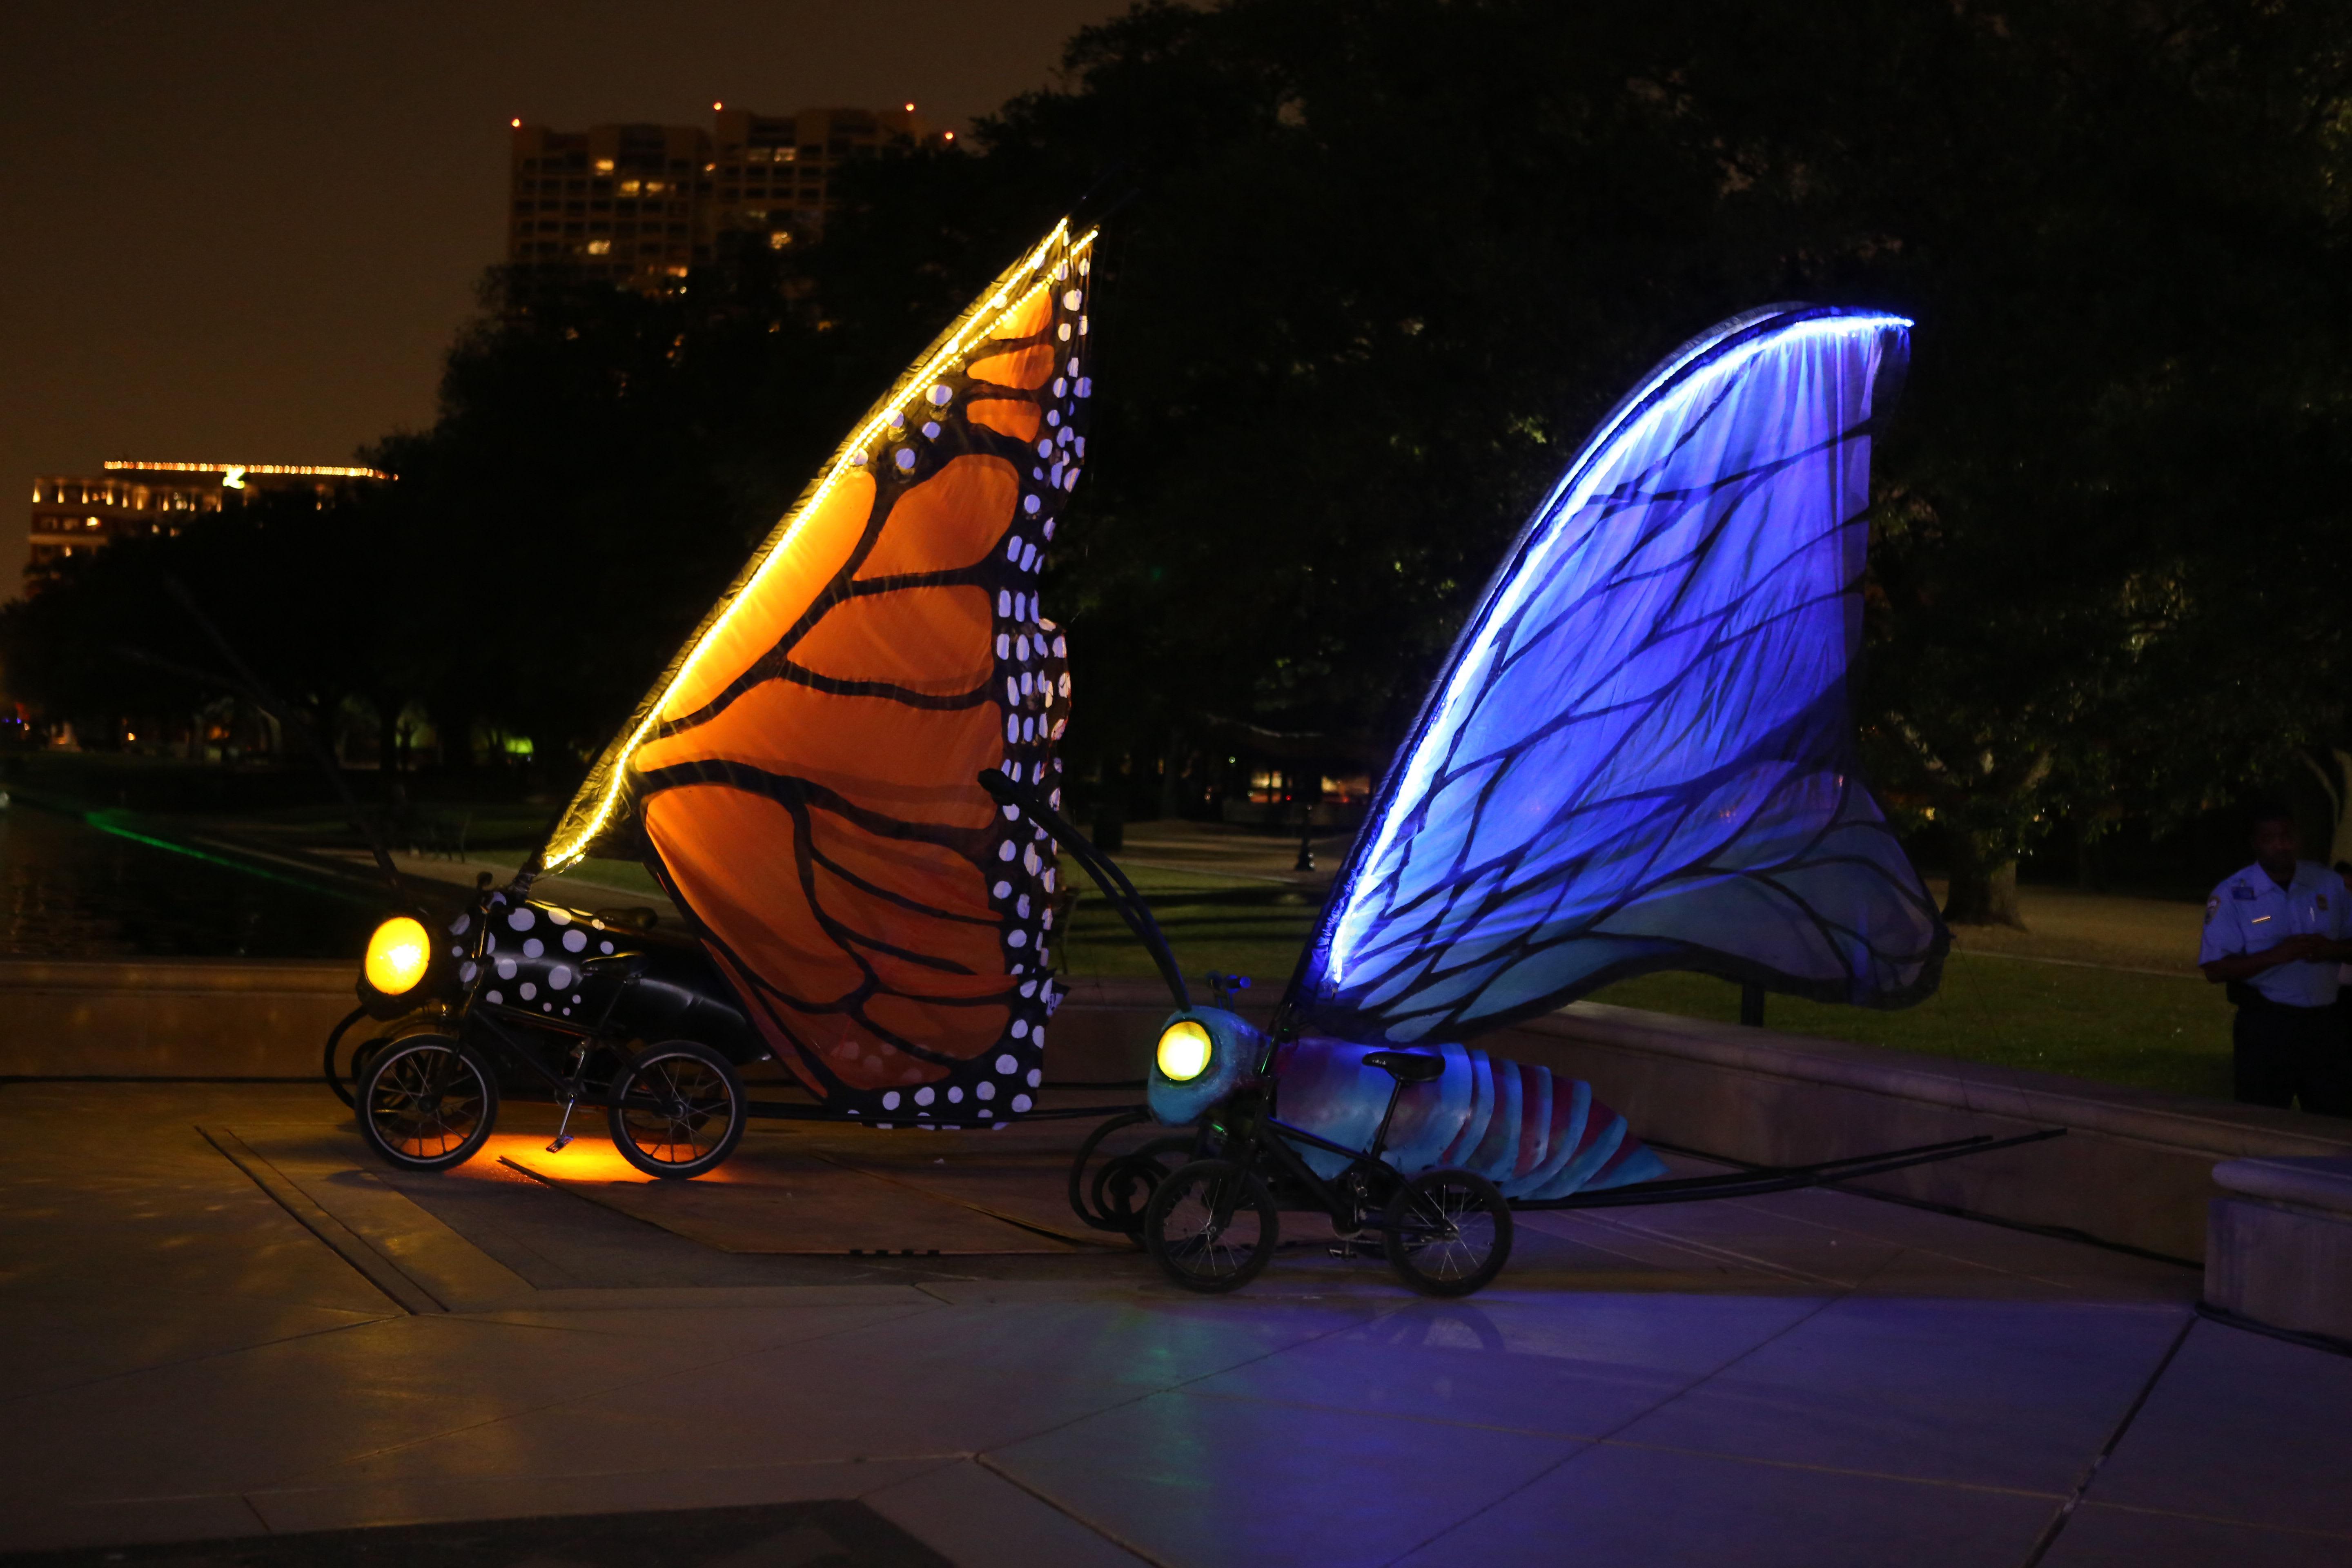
[453,1130,759,1185]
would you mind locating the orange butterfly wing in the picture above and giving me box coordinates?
[546,221,1097,1122]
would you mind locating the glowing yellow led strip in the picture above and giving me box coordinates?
[543,219,1098,870]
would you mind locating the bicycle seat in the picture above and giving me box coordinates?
[1364,1050,1444,1085]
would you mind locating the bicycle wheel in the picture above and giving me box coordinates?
[607,1040,746,1178]
[1383,1168,1513,1297]
[357,1034,498,1173]
[1145,1159,1279,1293]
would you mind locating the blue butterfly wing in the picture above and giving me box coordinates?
[1292,305,1948,1044]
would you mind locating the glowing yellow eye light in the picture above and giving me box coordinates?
[364,916,430,996]
[1156,1020,1214,1083]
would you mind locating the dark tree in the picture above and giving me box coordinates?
[815,0,2352,924]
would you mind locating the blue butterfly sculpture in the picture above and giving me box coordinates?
[1037,304,1948,1234]
[1305,303,1945,1043]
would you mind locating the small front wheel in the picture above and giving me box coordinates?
[357,1034,499,1173]
[1145,1159,1279,1293]
[607,1040,746,1178]
[1383,1168,1513,1297]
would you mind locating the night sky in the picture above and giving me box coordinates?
[0,0,1122,599]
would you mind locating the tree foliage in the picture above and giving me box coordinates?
[8,0,2351,925]
[821,0,2352,917]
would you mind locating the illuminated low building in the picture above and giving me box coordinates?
[23,459,390,586]
[506,104,948,290]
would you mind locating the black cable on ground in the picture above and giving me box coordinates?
[1518,1128,2066,1212]
[1644,1134,2201,1270]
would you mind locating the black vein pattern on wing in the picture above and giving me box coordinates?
[623,250,1093,1106]
[1307,356,1944,1042]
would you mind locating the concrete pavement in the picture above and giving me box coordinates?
[2,1081,2346,1566]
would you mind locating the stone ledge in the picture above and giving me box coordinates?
[2213,1156,2352,1216]
[2206,1192,2352,1343]
[1521,1002,2352,1161]
[15,960,2352,1264]
[0,959,356,1077]
[0,958,353,994]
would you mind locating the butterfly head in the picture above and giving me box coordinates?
[1147,1005,1263,1125]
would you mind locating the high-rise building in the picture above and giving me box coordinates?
[24,459,390,586]
[506,121,714,290]
[505,104,946,290]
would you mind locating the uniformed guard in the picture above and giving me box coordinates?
[2199,808,2352,1115]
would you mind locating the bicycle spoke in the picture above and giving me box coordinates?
[621,1056,733,1167]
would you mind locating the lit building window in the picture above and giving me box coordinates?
[768,231,791,249]
[594,158,614,172]
[587,239,612,254]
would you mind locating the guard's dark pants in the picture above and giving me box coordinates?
[2232,1000,2352,1116]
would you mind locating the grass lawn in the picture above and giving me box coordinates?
[1058,865,2238,1100]
[568,857,669,898]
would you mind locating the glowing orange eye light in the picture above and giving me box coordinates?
[1156,1020,1213,1082]
[364,916,430,995]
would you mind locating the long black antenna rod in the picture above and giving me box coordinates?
[125,579,405,894]
[978,768,1190,1011]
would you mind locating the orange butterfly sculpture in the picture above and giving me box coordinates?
[543,218,1099,1125]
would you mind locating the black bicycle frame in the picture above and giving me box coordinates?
[1216,1087,1418,1234]
[443,942,641,1102]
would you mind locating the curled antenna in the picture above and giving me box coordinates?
[978,768,1190,1011]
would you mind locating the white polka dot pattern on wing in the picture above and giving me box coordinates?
[776,227,1091,1123]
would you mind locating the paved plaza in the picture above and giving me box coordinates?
[2,1082,2348,1566]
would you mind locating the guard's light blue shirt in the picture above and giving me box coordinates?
[2200,860,2348,1008]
